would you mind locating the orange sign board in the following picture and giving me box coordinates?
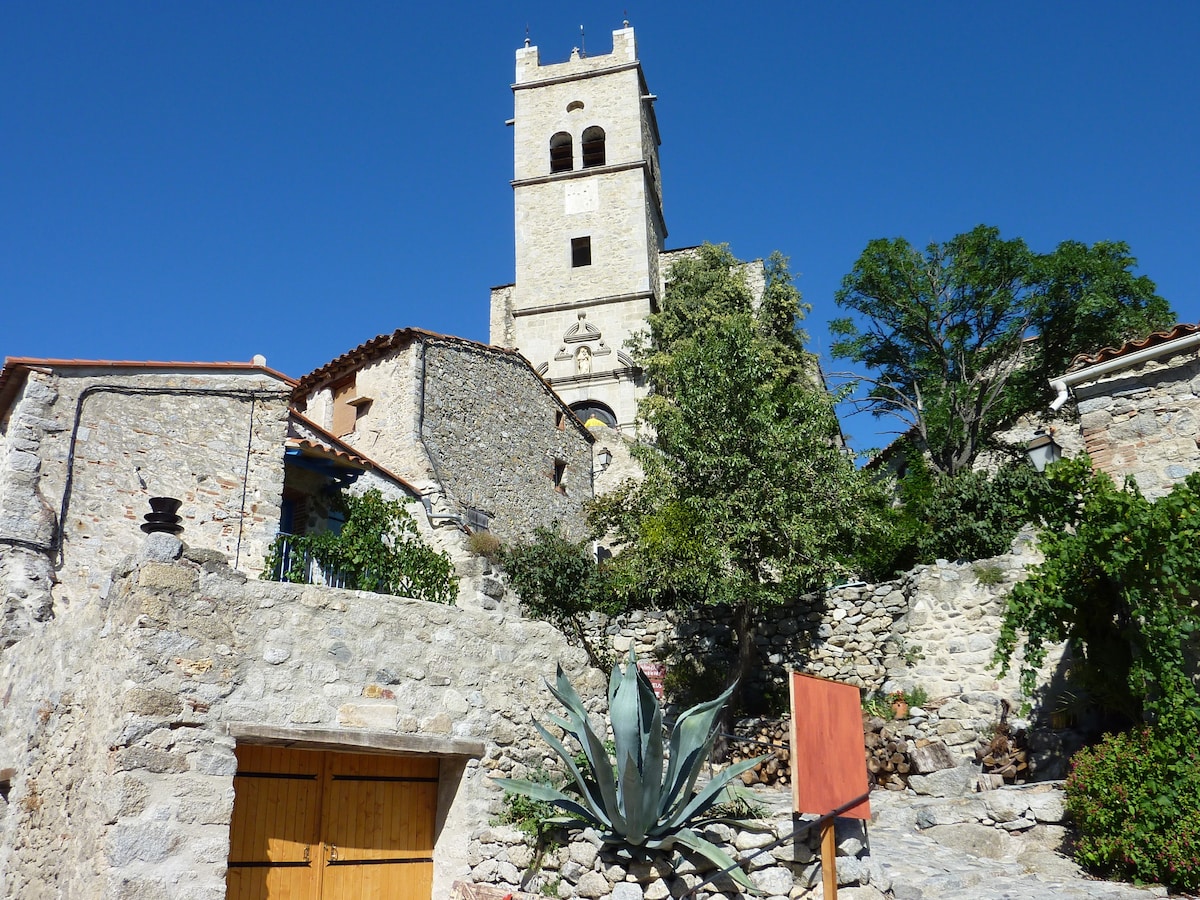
[789,672,871,820]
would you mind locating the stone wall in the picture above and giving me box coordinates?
[1072,344,1200,498]
[463,815,857,900]
[0,367,291,627]
[421,338,593,543]
[0,537,606,898]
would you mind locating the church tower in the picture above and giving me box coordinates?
[490,24,666,432]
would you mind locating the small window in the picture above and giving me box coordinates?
[555,410,566,430]
[467,507,490,532]
[553,459,567,494]
[582,126,606,167]
[571,237,592,268]
[550,132,573,173]
[331,376,357,436]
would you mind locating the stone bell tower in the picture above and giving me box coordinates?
[490,24,666,432]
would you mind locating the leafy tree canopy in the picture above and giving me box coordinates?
[593,244,886,712]
[831,226,1173,475]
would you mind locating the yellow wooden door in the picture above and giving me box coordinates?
[227,745,322,900]
[226,745,439,900]
[319,753,439,900]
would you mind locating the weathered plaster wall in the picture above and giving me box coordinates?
[0,368,290,627]
[1072,345,1200,498]
[0,539,605,899]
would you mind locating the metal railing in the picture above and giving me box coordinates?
[269,533,349,589]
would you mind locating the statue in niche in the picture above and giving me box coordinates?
[576,345,592,375]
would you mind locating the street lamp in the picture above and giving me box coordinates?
[1026,432,1062,473]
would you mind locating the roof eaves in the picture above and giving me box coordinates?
[288,411,421,497]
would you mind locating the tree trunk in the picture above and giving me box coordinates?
[715,600,758,761]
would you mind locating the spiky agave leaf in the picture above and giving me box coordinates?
[658,682,737,819]
[648,827,763,895]
[608,649,665,844]
[657,753,770,834]
[543,664,626,834]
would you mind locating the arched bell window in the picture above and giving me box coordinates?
[581,126,606,168]
[550,132,573,173]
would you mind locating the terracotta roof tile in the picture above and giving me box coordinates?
[287,412,420,496]
[1068,323,1200,372]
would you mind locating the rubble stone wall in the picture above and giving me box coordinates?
[0,542,605,899]
[0,368,291,625]
[420,339,593,543]
[1072,345,1200,498]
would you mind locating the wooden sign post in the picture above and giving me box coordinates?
[789,673,871,900]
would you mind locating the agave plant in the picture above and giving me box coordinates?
[497,649,769,892]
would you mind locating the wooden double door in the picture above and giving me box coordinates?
[226,744,439,900]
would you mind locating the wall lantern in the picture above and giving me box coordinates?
[596,447,613,473]
[1025,432,1062,473]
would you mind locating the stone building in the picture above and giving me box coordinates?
[1049,322,1200,498]
[0,328,605,897]
[0,357,295,640]
[292,327,594,543]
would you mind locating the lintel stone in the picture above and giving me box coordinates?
[225,723,485,759]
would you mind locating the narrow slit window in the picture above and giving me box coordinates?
[550,132,573,173]
[581,126,606,167]
[553,459,567,493]
[571,237,592,268]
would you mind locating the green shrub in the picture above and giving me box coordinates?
[263,489,455,604]
[501,524,622,667]
[860,456,1051,578]
[1065,725,1200,893]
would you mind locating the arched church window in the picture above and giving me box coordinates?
[582,126,606,168]
[550,132,573,173]
[570,400,616,428]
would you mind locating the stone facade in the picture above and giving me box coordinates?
[0,538,606,898]
[294,329,594,543]
[493,26,665,433]
[0,362,293,637]
[1070,341,1200,498]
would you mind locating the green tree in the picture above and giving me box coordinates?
[594,244,885,718]
[501,524,621,669]
[831,226,1172,475]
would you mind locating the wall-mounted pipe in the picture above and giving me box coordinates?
[1049,331,1200,411]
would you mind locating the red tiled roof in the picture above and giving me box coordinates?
[0,357,295,415]
[287,412,420,496]
[1068,323,1200,372]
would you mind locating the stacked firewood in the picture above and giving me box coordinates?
[975,722,1030,784]
[863,717,911,790]
[728,717,791,787]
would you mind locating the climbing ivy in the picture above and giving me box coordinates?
[995,456,1200,731]
[264,489,456,605]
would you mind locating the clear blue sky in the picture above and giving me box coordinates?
[4,3,1197,452]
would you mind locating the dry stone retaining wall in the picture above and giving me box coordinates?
[581,535,1059,763]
